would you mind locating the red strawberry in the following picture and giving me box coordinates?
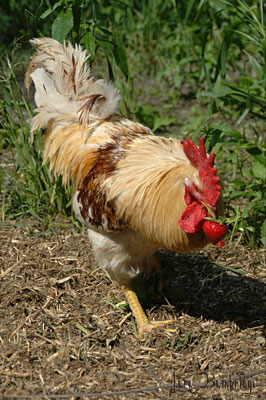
[203,221,228,245]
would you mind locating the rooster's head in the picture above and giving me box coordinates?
[179,137,228,245]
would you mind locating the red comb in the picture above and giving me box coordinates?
[181,137,221,207]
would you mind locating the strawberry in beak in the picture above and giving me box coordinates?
[203,220,228,246]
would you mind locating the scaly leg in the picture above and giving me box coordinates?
[122,285,176,339]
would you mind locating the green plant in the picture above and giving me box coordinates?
[35,2,128,78]
[0,0,45,47]
[24,0,133,108]
[1,1,265,248]
[191,122,266,247]
[201,0,266,122]
[195,0,266,247]
[0,59,72,223]
[175,331,197,350]
[1,0,131,224]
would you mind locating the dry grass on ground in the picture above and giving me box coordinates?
[0,221,265,399]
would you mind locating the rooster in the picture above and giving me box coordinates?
[26,38,227,338]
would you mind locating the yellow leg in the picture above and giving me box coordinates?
[122,285,176,339]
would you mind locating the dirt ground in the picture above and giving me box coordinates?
[0,220,265,399]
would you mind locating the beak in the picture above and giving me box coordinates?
[199,200,216,219]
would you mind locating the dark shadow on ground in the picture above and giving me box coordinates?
[135,250,266,330]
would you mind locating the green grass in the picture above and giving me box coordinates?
[0,0,265,247]
[0,58,72,226]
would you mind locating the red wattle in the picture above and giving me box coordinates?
[179,202,208,234]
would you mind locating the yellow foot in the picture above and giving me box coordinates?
[122,285,176,340]
[138,319,176,340]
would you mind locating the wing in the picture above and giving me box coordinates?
[73,120,153,232]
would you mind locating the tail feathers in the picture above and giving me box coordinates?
[26,37,121,134]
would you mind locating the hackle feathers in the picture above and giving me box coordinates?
[106,137,208,251]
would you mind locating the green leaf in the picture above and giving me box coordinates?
[73,322,90,335]
[211,262,246,276]
[205,122,243,145]
[84,31,96,62]
[52,8,74,43]
[261,219,266,247]
[220,41,228,77]
[97,26,113,37]
[202,81,231,98]
[0,166,2,193]
[105,52,115,81]
[252,161,266,179]
[245,145,266,166]
[249,55,263,80]
[153,117,175,132]
[96,39,114,50]
[235,108,250,127]
[40,2,61,19]
[114,45,129,79]
[184,0,196,25]
[40,8,54,19]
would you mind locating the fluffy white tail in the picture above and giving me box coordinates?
[26,37,121,134]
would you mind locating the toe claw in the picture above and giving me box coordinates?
[137,319,176,339]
